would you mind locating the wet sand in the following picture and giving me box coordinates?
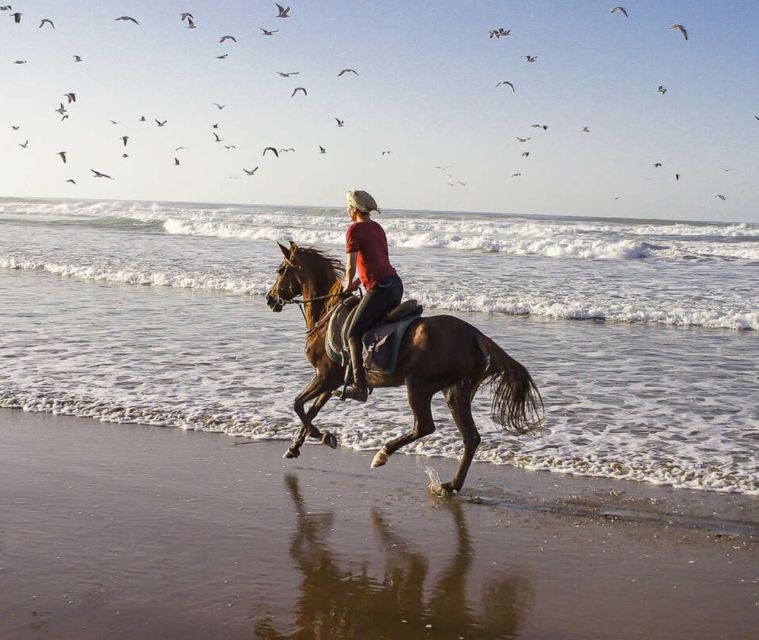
[0,409,756,639]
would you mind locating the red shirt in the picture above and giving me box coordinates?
[345,219,397,290]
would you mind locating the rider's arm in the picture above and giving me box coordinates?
[344,251,359,292]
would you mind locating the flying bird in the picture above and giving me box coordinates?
[213,132,222,142]
[57,151,67,163]
[291,87,307,97]
[261,28,278,36]
[39,18,54,29]
[496,81,515,92]
[91,169,113,179]
[122,153,128,158]
[511,172,522,177]
[381,150,391,156]
[516,137,531,142]
[277,71,298,77]
[263,146,279,157]
[675,173,680,181]
[54,103,67,115]
[121,136,129,146]
[18,140,28,148]
[64,92,76,103]
[279,148,295,153]
[581,126,591,133]
[488,28,510,39]
[139,116,146,122]
[174,157,180,165]
[610,6,628,18]
[524,55,538,63]
[531,124,548,130]
[175,146,187,151]
[338,69,358,77]
[319,145,326,154]
[0,6,13,10]
[11,11,20,23]
[224,145,236,150]
[275,4,290,18]
[219,35,237,43]
[653,162,662,167]
[180,12,193,22]
[669,24,688,41]
[155,119,167,127]
[65,179,76,184]
[10,125,19,130]
[13,60,26,64]
[110,120,120,125]
[522,152,530,158]
[73,55,82,62]
[657,85,667,95]
[115,16,139,24]
[212,102,225,110]
[216,54,228,59]
[715,194,727,201]
[211,123,219,129]
[185,17,196,29]
[335,118,344,127]
[243,167,259,175]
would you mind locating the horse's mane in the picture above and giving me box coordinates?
[295,246,344,283]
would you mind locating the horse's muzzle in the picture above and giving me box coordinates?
[266,293,283,312]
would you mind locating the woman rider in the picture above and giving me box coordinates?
[339,190,403,401]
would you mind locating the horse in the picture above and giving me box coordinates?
[265,241,544,494]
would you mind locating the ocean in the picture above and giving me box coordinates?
[1,197,757,495]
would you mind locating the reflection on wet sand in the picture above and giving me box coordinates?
[255,475,533,639]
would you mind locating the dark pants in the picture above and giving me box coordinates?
[346,274,403,384]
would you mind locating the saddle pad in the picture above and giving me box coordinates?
[325,297,359,366]
[362,311,422,375]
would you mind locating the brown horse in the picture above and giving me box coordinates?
[266,241,543,493]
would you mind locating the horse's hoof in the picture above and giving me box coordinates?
[283,447,300,459]
[371,448,388,469]
[321,432,338,449]
[440,482,458,495]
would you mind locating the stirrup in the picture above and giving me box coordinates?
[337,384,368,402]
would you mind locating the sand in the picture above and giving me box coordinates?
[0,409,756,639]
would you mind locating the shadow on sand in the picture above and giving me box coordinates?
[255,474,534,639]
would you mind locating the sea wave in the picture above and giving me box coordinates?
[2,389,755,496]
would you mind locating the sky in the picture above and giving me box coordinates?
[1,0,758,222]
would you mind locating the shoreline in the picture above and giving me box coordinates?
[1,408,756,639]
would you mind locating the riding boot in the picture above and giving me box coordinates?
[342,339,368,402]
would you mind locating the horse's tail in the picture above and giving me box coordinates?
[476,333,544,436]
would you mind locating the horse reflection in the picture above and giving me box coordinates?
[255,475,533,639]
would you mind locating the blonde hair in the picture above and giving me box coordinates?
[346,190,380,214]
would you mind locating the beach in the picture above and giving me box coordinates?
[1,409,756,639]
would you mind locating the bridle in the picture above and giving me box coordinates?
[273,291,353,332]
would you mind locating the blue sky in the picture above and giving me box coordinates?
[1,1,758,222]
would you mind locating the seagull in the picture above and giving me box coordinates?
[115,16,139,24]
[122,153,128,158]
[39,18,54,29]
[18,140,28,148]
[175,146,187,151]
[522,152,530,158]
[338,69,358,77]
[581,126,591,133]
[675,173,680,181]
[65,179,76,184]
[524,55,538,63]
[219,35,237,43]
[277,71,298,77]
[61,115,69,121]
[434,165,451,171]
[91,169,113,179]
[275,4,290,18]
[531,124,549,130]
[653,162,662,167]
[180,12,193,22]
[488,28,510,39]
[174,157,180,165]
[319,146,327,154]
[11,11,20,23]
[657,85,667,95]
[0,6,13,10]
[291,87,307,97]
[155,119,167,127]
[73,55,82,62]
[261,28,278,35]
[224,145,236,150]
[279,148,295,153]
[10,125,19,130]
[511,172,522,177]
[212,123,219,129]
[212,102,225,110]
[243,167,259,175]
[496,81,515,92]
[139,116,146,122]
[723,168,732,172]
[54,103,67,115]
[335,118,344,127]
[263,146,279,157]
[64,93,76,103]
[669,24,688,41]
[110,120,120,125]
[57,151,67,163]
[185,17,196,29]
[13,60,26,64]
[516,137,530,142]
[213,132,222,142]
[121,136,129,147]
[715,194,727,200]
[381,150,391,156]
[754,115,759,122]
[216,54,228,59]
[457,181,466,187]
[610,6,628,18]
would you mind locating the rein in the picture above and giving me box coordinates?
[276,291,353,331]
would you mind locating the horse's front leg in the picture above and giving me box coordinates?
[285,377,336,459]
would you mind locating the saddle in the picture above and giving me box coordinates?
[325,297,423,375]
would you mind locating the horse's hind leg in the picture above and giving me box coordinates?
[372,376,437,468]
[441,383,481,493]
[306,392,337,448]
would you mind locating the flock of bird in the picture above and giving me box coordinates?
[3,4,757,202]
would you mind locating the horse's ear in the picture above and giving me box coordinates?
[277,242,290,259]
[289,240,298,256]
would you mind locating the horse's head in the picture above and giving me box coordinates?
[266,241,302,312]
